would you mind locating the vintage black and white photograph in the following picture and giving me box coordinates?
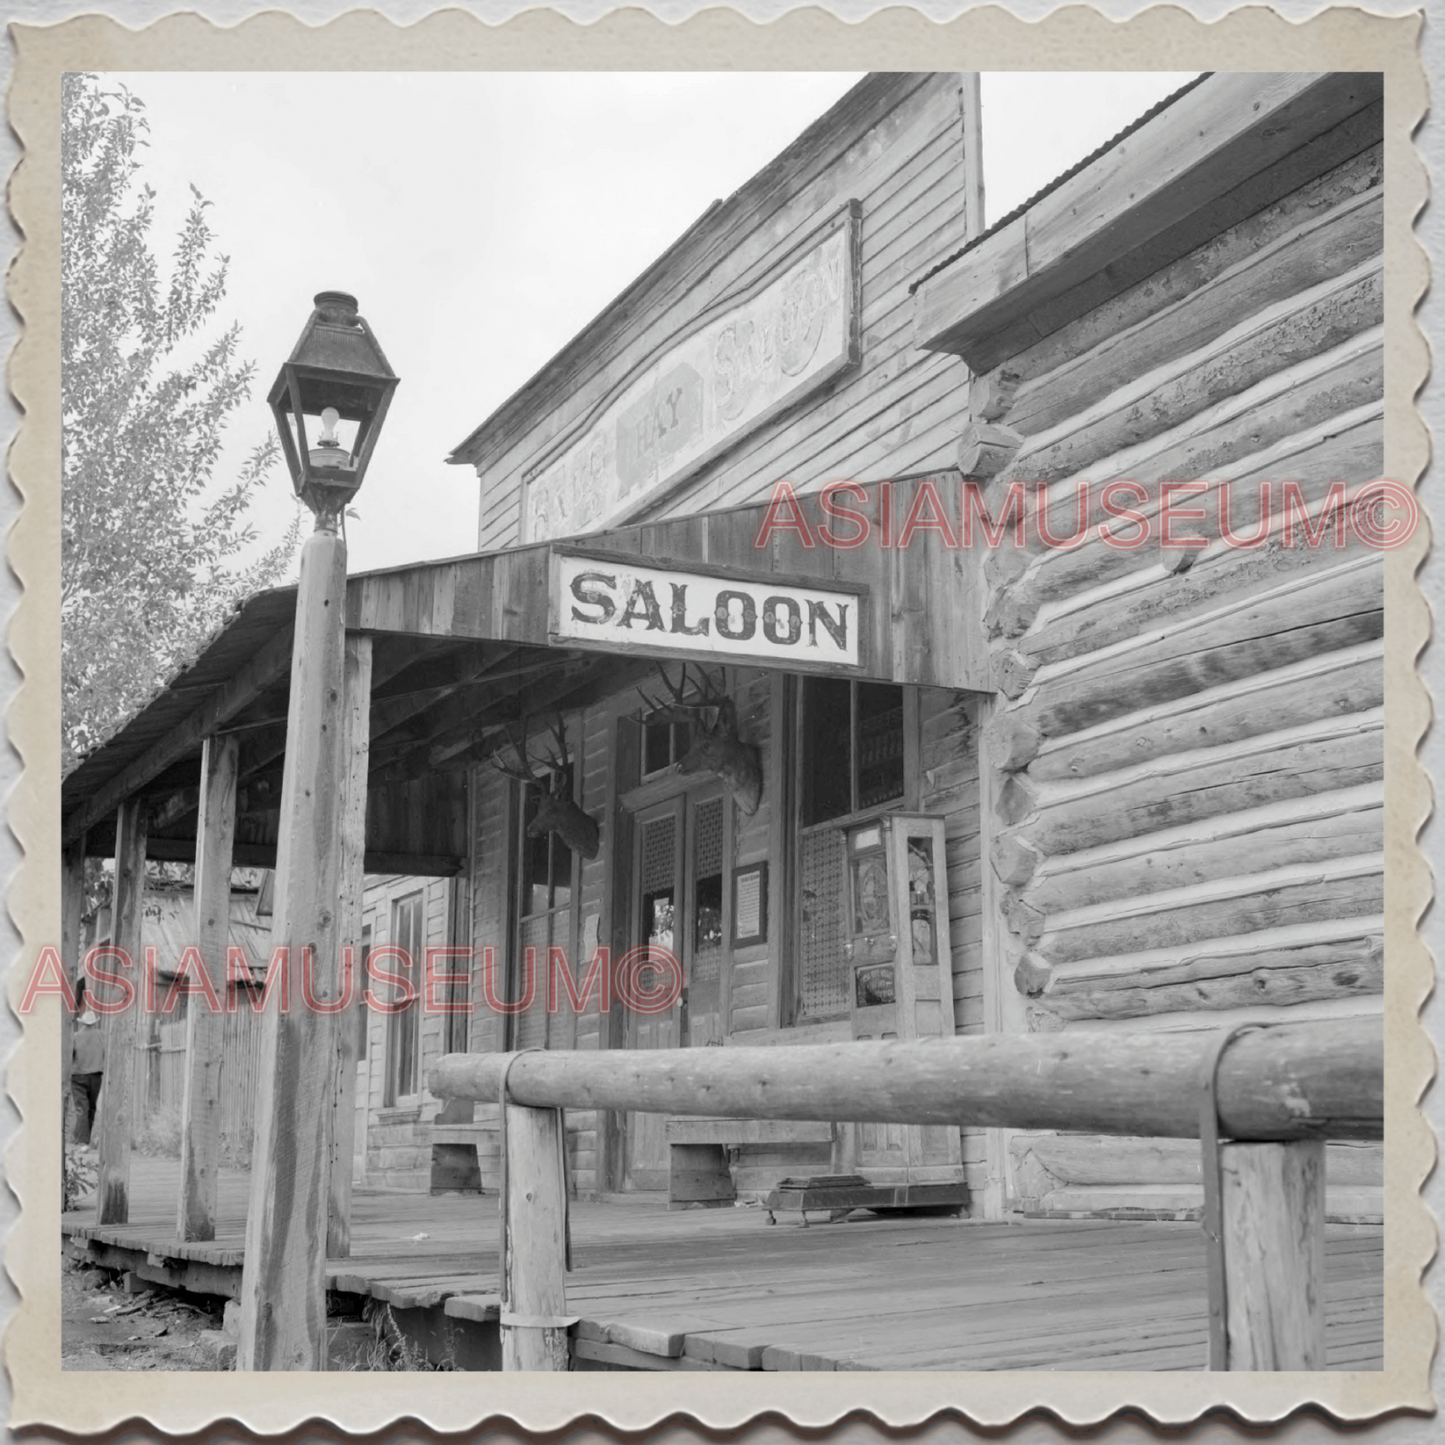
[4,5,1432,1436]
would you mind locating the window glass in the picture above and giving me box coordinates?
[801,677,852,825]
[857,683,906,810]
[386,892,424,1104]
[801,678,905,824]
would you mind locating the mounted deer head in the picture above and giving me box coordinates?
[491,713,600,860]
[637,663,764,816]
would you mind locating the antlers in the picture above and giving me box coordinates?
[490,712,572,788]
[635,663,730,725]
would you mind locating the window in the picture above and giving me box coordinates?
[793,679,909,1023]
[801,679,906,825]
[512,763,575,1050]
[641,718,692,777]
[385,892,424,1105]
[444,879,471,1056]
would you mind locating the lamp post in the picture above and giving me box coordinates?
[237,293,397,1371]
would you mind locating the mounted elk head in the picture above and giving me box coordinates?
[491,713,600,860]
[637,664,763,816]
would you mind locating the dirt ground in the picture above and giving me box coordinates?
[61,1249,225,1371]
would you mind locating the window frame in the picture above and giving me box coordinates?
[506,747,581,1051]
[787,679,919,1026]
[384,889,425,1107]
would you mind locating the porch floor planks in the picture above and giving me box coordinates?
[62,1158,1383,1371]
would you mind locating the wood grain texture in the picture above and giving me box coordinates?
[1220,1141,1326,1369]
[431,1016,1382,1144]
[502,1103,570,1370]
[96,797,147,1226]
[177,733,239,1242]
[329,635,373,1258]
[237,530,349,1371]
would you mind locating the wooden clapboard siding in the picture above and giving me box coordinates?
[924,102,1387,1217]
[356,876,456,1190]
[465,73,975,551]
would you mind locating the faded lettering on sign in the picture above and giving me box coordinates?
[525,210,858,541]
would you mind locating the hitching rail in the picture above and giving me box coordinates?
[428,1016,1383,1372]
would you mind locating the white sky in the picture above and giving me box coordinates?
[105,71,1196,577]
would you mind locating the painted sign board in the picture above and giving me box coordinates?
[523,202,862,542]
[549,550,867,673]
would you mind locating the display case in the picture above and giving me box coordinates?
[842,811,952,1046]
[765,809,968,1220]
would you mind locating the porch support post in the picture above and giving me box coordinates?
[96,797,147,1225]
[177,733,239,1241]
[60,834,86,1134]
[237,524,349,1371]
[502,1101,570,1370]
[1219,1140,1326,1369]
[328,633,372,1259]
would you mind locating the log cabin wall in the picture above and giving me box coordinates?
[913,78,1385,1220]
[454,72,979,546]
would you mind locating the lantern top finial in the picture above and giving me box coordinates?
[314,290,359,324]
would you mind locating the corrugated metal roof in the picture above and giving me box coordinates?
[909,73,1211,296]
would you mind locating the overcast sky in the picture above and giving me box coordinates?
[104,70,1196,577]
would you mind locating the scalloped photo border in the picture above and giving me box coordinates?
[4,5,1432,1435]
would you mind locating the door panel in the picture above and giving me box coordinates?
[624,802,682,1190]
[685,794,727,1047]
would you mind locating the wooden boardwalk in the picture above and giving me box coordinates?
[63,1158,1384,1372]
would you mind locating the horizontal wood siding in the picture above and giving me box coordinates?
[468,74,975,550]
[966,131,1384,1215]
[360,876,455,1190]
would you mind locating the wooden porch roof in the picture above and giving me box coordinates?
[62,477,988,869]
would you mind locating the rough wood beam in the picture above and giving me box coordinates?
[64,626,295,845]
[368,653,560,741]
[1220,1141,1326,1369]
[500,1103,570,1370]
[96,799,147,1224]
[329,636,372,1260]
[432,1015,1383,1142]
[177,733,238,1242]
[239,531,347,1372]
[61,835,86,1110]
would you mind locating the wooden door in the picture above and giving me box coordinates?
[683,791,728,1048]
[623,799,683,1190]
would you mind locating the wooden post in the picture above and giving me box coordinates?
[96,797,147,1225]
[60,834,86,1137]
[1219,1140,1326,1369]
[328,634,372,1258]
[502,1102,570,1371]
[236,525,349,1371]
[177,733,239,1241]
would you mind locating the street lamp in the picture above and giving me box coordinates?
[267,290,398,521]
[239,292,397,1371]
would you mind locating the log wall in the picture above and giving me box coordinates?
[462,73,977,550]
[965,133,1384,1215]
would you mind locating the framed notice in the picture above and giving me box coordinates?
[732,862,768,947]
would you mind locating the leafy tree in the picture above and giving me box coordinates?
[62,72,301,773]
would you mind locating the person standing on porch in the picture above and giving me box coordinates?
[70,1007,105,1146]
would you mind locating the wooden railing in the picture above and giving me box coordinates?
[429,1015,1383,1373]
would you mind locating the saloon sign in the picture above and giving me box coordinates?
[523,203,861,543]
[550,552,865,671]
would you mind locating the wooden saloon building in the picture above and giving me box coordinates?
[62,68,1386,1302]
